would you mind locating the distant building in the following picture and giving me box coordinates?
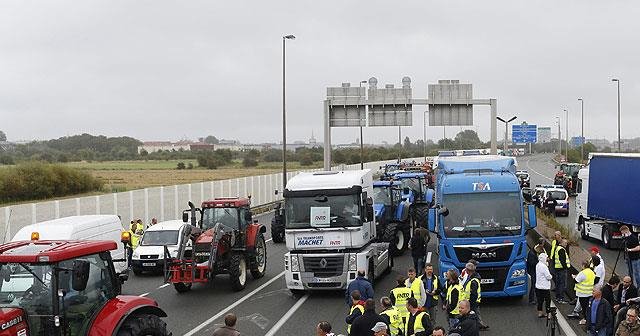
[537,127,552,143]
[138,141,191,153]
[189,142,215,151]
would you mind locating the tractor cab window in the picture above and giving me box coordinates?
[239,207,251,229]
[57,253,115,335]
[399,178,423,194]
[202,207,239,230]
[373,187,392,206]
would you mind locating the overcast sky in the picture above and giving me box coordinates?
[1,1,638,145]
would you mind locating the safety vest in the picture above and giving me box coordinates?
[446,283,463,315]
[461,277,482,303]
[130,230,141,249]
[380,308,403,336]
[406,278,423,303]
[554,245,571,269]
[404,311,429,335]
[550,239,558,259]
[346,304,364,334]
[575,268,596,295]
[391,287,413,317]
[418,274,439,302]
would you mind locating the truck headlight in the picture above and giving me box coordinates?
[348,254,357,271]
[290,255,300,272]
[511,269,526,278]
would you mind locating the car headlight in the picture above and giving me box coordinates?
[511,269,526,278]
[290,255,300,272]
[348,254,357,271]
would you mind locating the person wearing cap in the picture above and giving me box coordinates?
[405,297,432,336]
[371,322,388,336]
[590,247,606,287]
[460,262,488,330]
[349,299,385,336]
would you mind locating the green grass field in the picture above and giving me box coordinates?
[63,160,200,170]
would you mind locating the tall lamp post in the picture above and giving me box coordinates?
[556,116,561,155]
[359,80,367,169]
[282,34,295,190]
[564,109,569,160]
[496,116,517,154]
[423,110,428,162]
[612,78,621,152]
[578,98,584,162]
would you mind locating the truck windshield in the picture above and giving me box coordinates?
[373,187,392,206]
[0,263,53,332]
[442,192,523,238]
[285,194,361,229]
[141,230,179,246]
[202,207,238,230]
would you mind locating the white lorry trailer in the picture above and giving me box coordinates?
[283,170,392,293]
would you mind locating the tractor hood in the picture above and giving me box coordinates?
[0,307,28,334]
[195,229,214,244]
[373,204,385,220]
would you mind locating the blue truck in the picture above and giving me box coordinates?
[427,155,538,298]
[576,153,640,248]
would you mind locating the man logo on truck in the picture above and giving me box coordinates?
[472,252,497,259]
[472,182,491,191]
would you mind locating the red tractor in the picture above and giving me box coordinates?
[164,198,267,293]
[0,238,170,336]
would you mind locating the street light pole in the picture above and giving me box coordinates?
[496,116,517,154]
[578,98,584,162]
[564,109,568,160]
[359,80,367,170]
[423,110,428,162]
[612,78,621,151]
[557,116,561,155]
[282,34,295,190]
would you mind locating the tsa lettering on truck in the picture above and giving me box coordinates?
[472,182,491,191]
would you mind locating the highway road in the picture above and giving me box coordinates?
[121,202,567,336]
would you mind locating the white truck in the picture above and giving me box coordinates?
[283,170,392,293]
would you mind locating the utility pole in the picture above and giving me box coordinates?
[612,78,621,151]
[423,110,428,162]
[281,34,295,190]
[578,98,584,162]
[496,116,517,154]
[359,80,367,170]
[564,109,569,160]
[557,116,561,155]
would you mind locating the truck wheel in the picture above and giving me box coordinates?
[250,234,267,279]
[229,253,247,291]
[579,218,588,240]
[602,227,612,249]
[174,282,192,293]
[116,314,169,336]
[412,204,430,229]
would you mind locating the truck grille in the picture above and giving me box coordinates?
[453,244,513,263]
[475,267,508,292]
[303,256,344,277]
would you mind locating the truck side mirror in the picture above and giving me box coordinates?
[72,260,90,291]
[245,211,253,222]
[527,204,537,230]
[274,190,279,195]
[428,208,436,232]
[182,212,189,223]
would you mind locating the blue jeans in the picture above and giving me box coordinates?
[631,259,640,288]
[554,269,567,300]
[413,256,424,273]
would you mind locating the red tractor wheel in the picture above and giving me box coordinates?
[173,282,192,293]
[229,252,247,291]
[250,233,267,279]
[116,314,169,336]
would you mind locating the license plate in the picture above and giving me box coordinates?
[142,262,156,267]
[313,277,334,283]
[481,278,495,284]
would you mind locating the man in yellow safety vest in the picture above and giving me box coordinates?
[418,263,441,325]
[345,290,365,334]
[405,297,432,336]
[572,259,596,325]
[405,268,426,308]
[379,297,403,336]
[461,262,488,330]
[390,276,413,329]
[553,239,571,304]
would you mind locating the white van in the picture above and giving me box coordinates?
[12,215,127,272]
[131,220,191,275]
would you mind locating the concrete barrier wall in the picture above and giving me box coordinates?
[1,157,422,240]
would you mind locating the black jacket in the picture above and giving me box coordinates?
[616,285,639,308]
[526,250,538,276]
[554,248,569,270]
[602,284,616,308]
[349,310,385,336]
[410,235,426,258]
[585,298,613,332]
[450,312,480,336]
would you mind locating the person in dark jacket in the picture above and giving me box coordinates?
[449,300,479,336]
[614,276,639,332]
[585,286,613,336]
[527,244,543,304]
[544,193,558,217]
[409,228,427,273]
[349,299,385,336]
[212,313,241,336]
[346,270,375,306]
[602,275,620,323]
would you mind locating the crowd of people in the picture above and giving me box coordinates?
[526,229,640,336]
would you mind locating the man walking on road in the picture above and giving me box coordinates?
[552,239,571,304]
[620,225,640,288]
[346,291,366,334]
[349,299,385,336]
[461,263,488,330]
[419,263,441,325]
[410,228,428,276]
[406,268,427,308]
[212,313,241,336]
[346,270,374,306]
[391,276,413,328]
[380,297,403,336]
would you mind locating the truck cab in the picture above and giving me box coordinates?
[283,170,392,292]
[428,156,537,298]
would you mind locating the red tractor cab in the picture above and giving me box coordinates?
[164,198,267,293]
[0,239,169,336]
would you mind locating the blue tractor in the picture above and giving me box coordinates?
[379,163,404,181]
[373,180,412,256]
[394,172,436,231]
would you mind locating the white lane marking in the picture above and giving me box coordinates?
[184,271,286,336]
[552,302,578,336]
[426,252,432,263]
[264,294,310,336]
[526,158,553,181]
[139,292,149,297]
[158,283,170,289]
[266,238,273,243]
